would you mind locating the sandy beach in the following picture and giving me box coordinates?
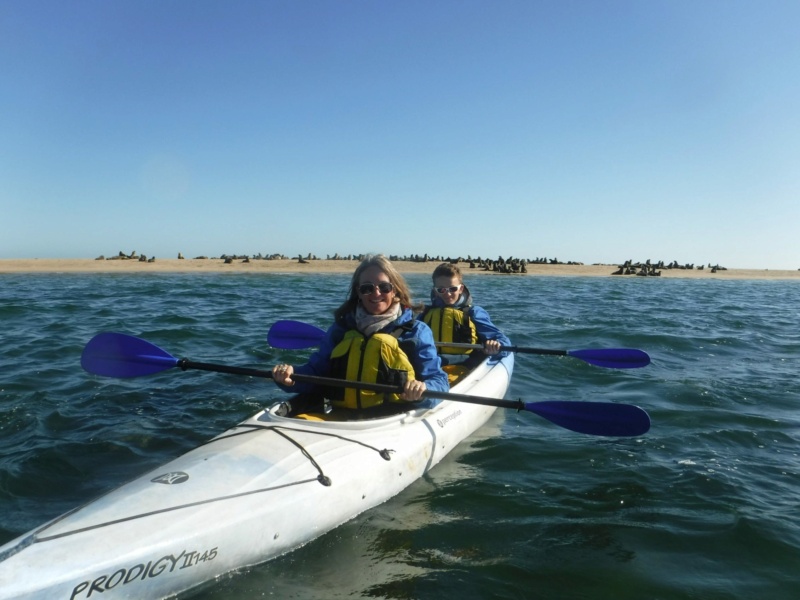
[1,258,798,280]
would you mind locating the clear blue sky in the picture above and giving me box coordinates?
[2,0,799,269]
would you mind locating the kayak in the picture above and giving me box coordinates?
[0,352,514,600]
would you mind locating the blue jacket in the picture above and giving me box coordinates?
[280,307,449,399]
[422,286,511,357]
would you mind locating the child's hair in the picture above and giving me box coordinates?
[431,262,462,283]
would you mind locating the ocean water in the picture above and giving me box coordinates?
[1,272,799,599]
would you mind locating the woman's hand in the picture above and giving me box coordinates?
[483,339,502,355]
[400,378,427,402]
[272,364,295,386]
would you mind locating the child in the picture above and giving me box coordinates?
[420,262,511,368]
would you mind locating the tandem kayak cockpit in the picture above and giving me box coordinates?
[0,352,514,600]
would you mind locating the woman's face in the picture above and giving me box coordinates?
[358,265,396,315]
[433,275,463,306]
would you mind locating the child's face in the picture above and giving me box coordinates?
[433,276,463,306]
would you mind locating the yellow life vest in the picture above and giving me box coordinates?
[327,329,416,409]
[422,306,478,354]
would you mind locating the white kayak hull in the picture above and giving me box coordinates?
[0,354,513,600]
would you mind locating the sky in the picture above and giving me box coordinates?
[2,1,799,269]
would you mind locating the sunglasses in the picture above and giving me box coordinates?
[435,285,462,294]
[358,282,394,295]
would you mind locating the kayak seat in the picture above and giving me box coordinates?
[294,413,327,421]
[443,364,470,385]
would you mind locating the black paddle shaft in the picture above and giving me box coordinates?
[178,360,525,410]
[178,359,276,379]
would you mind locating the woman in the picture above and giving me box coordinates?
[272,255,449,413]
[420,262,511,361]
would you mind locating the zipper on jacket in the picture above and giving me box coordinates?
[355,337,367,409]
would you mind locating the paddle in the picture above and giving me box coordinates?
[267,320,651,369]
[82,332,650,437]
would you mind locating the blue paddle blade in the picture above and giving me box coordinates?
[268,320,326,349]
[81,332,178,378]
[524,401,651,437]
[567,348,651,369]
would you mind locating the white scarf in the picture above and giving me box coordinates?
[355,301,402,337]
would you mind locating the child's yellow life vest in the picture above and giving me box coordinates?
[422,306,478,354]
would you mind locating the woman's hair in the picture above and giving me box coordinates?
[431,262,463,283]
[334,254,421,322]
